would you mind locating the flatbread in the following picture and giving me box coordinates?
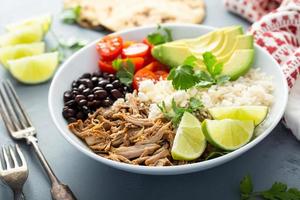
[64,0,206,31]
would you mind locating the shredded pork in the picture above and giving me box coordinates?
[68,94,181,166]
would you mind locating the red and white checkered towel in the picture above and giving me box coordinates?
[224,0,300,139]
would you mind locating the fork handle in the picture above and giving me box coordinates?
[26,136,77,200]
[14,190,25,200]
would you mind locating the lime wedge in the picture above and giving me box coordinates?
[202,119,254,151]
[171,112,206,160]
[0,42,45,69]
[8,52,58,84]
[0,24,43,47]
[6,14,52,33]
[208,106,268,126]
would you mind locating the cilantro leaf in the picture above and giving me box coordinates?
[216,75,230,85]
[204,151,226,160]
[183,55,198,67]
[167,65,198,90]
[240,175,253,198]
[203,52,217,75]
[147,24,173,45]
[158,98,203,127]
[114,59,135,86]
[239,176,300,200]
[61,6,81,24]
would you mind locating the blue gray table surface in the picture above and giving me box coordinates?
[0,0,300,200]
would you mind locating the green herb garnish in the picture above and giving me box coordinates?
[147,24,173,45]
[240,175,300,200]
[158,98,203,127]
[50,31,88,62]
[167,53,230,90]
[112,59,135,86]
[61,6,81,24]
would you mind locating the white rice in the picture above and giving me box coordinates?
[137,68,274,118]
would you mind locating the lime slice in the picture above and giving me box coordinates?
[208,106,268,126]
[8,52,58,84]
[0,24,43,47]
[202,119,254,151]
[0,42,45,69]
[6,14,52,33]
[171,112,206,160]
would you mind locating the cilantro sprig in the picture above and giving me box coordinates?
[50,30,88,62]
[167,52,230,90]
[157,97,203,127]
[61,6,81,24]
[147,24,173,45]
[240,175,300,200]
[112,59,135,86]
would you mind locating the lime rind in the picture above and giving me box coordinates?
[171,112,206,160]
[8,52,58,84]
[202,119,254,151]
[0,42,45,69]
[208,106,268,126]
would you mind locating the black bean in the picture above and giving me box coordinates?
[94,90,108,99]
[91,76,98,85]
[79,78,93,88]
[127,85,133,92]
[98,80,109,87]
[87,101,94,107]
[92,71,102,77]
[92,87,103,92]
[63,91,72,102]
[103,72,109,79]
[87,94,94,101]
[71,90,79,97]
[67,117,77,123]
[83,88,91,96]
[65,100,76,107]
[81,73,91,79]
[78,99,87,106]
[108,74,116,81]
[71,81,78,88]
[63,108,77,118]
[111,89,123,99]
[102,99,112,107]
[112,80,121,88]
[75,95,86,103]
[82,106,90,114]
[93,100,101,107]
[105,84,114,91]
[76,111,85,119]
[78,84,86,92]
[98,77,104,82]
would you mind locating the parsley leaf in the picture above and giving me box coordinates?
[168,65,198,90]
[113,59,135,86]
[203,51,224,78]
[158,98,203,127]
[183,55,198,67]
[61,6,81,24]
[147,24,173,45]
[239,175,300,200]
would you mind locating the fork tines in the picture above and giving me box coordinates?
[0,80,34,137]
[0,144,27,172]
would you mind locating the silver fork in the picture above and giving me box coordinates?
[0,144,28,200]
[0,80,77,200]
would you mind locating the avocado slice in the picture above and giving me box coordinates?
[214,26,243,56]
[152,44,192,67]
[222,49,254,80]
[218,35,253,62]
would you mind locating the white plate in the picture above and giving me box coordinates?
[48,24,288,175]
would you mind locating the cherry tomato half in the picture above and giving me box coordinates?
[142,38,154,49]
[96,36,123,61]
[98,60,116,74]
[122,43,149,58]
[154,70,169,80]
[128,57,145,72]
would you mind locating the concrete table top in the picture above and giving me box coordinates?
[0,0,300,199]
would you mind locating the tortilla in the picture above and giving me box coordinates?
[64,0,206,31]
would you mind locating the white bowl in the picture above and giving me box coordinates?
[48,24,288,175]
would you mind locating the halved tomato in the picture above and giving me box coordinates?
[98,60,116,74]
[133,68,156,90]
[96,36,123,61]
[122,43,149,58]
